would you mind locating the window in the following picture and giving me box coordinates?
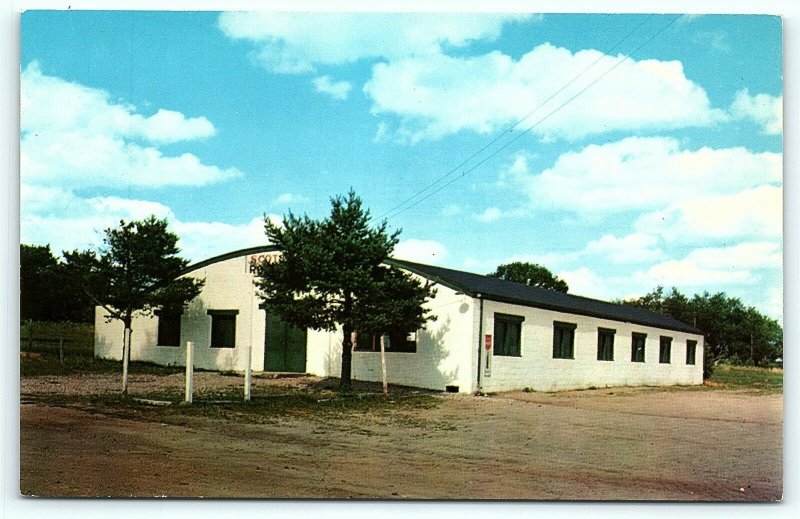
[354,330,417,353]
[553,321,576,359]
[686,340,697,365]
[494,313,524,357]
[597,328,615,361]
[631,333,646,363]
[156,310,181,347]
[208,310,238,348]
[659,336,672,364]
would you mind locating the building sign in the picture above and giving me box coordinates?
[484,334,492,377]
[248,252,282,274]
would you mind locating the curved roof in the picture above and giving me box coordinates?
[183,246,700,335]
[181,245,279,274]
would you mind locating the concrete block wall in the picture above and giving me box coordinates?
[94,254,264,373]
[306,283,477,393]
[479,299,704,393]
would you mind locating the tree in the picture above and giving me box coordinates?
[621,286,783,377]
[20,244,94,322]
[254,190,436,388]
[20,244,60,321]
[489,262,569,293]
[64,216,203,395]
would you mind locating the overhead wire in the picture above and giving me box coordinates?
[380,14,682,221]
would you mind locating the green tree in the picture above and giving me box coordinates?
[254,190,436,388]
[621,286,783,377]
[20,244,60,321]
[20,244,94,322]
[64,216,203,395]
[489,262,569,292]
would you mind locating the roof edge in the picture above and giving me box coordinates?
[181,244,279,275]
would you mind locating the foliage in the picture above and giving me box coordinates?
[707,365,782,392]
[620,286,783,376]
[489,262,569,293]
[20,244,94,322]
[62,216,203,393]
[255,190,436,388]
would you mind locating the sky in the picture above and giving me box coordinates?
[19,10,783,320]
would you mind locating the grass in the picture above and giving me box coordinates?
[707,364,783,391]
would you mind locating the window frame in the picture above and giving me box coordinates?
[493,313,524,357]
[659,336,673,364]
[354,330,418,353]
[552,321,577,360]
[686,340,697,365]
[207,309,239,349]
[631,332,647,363]
[597,327,616,361]
[156,309,182,347]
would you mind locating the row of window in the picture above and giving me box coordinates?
[493,313,698,365]
[156,310,238,349]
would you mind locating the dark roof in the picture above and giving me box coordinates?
[183,246,700,335]
[387,258,701,335]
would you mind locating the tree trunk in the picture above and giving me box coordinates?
[122,315,132,396]
[340,323,353,389]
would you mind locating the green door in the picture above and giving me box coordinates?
[264,313,307,372]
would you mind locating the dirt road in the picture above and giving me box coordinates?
[19,374,782,500]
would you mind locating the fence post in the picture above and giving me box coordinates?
[27,320,33,351]
[185,341,194,404]
[59,338,64,366]
[244,342,252,402]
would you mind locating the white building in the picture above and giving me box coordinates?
[95,246,704,393]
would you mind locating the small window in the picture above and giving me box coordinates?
[631,333,646,363]
[208,310,238,348]
[156,310,181,347]
[659,336,672,364]
[597,328,615,361]
[686,340,697,365]
[553,321,576,359]
[494,313,524,357]
[354,330,417,353]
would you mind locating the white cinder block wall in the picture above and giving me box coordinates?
[306,282,477,393]
[479,299,704,393]
[95,254,264,373]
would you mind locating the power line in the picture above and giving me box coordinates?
[381,14,681,221]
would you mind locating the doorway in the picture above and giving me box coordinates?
[264,313,307,372]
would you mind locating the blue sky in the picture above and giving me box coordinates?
[19,10,783,319]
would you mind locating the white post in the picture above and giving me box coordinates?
[185,341,194,403]
[122,328,131,394]
[380,335,388,397]
[244,342,252,402]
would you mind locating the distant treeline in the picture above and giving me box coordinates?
[619,286,782,375]
[20,244,94,323]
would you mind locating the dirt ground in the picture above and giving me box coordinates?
[19,373,782,500]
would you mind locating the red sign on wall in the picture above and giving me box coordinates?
[485,334,492,351]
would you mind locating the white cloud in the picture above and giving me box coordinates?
[20,62,240,188]
[637,260,754,287]
[218,12,528,73]
[273,193,310,206]
[20,185,275,262]
[512,136,780,213]
[441,204,462,217]
[583,233,663,264]
[393,239,448,264]
[475,207,503,223]
[312,76,353,100]
[730,89,783,135]
[683,242,782,271]
[637,185,782,242]
[364,43,725,142]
